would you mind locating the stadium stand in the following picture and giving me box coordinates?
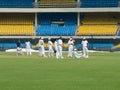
[0,42,25,49]
[77,13,119,36]
[0,1,119,51]
[112,43,120,49]
[0,25,34,35]
[0,0,33,8]
[0,14,34,35]
[118,31,120,36]
[39,0,76,8]
[37,13,77,36]
[75,42,113,50]
[77,25,118,35]
[92,43,114,49]
[82,13,118,25]
[81,0,118,7]
[36,25,76,36]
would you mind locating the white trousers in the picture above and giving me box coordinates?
[82,46,88,58]
[74,51,82,58]
[48,46,53,57]
[26,48,32,55]
[55,47,60,59]
[16,47,22,56]
[39,45,45,57]
[68,45,73,57]
[58,45,63,58]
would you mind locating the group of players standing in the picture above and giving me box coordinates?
[37,36,89,59]
[17,37,89,59]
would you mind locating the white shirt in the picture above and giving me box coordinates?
[81,40,88,47]
[58,39,63,46]
[54,41,58,50]
[39,39,44,47]
[48,40,53,48]
[68,40,74,46]
[25,41,31,48]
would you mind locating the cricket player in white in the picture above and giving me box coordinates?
[25,40,32,55]
[54,38,59,59]
[16,40,22,56]
[68,37,74,57]
[16,47,22,56]
[81,37,89,58]
[73,48,82,58]
[38,37,46,57]
[57,37,64,59]
[48,37,54,57]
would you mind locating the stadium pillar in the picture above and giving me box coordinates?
[119,0,120,7]
[77,0,80,7]
[77,12,80,26]
[35,0,37,2]
[35,13,38,36]
[34,0,38,8]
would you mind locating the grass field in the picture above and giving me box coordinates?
[0,52,120,90]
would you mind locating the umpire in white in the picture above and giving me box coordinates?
[81,37,89,58]
[54,38,59,59]
[57,37,64,59]
[68,37,74,58]
[25,40,32,55]
[38,37,46,57]
[48,37,54,57]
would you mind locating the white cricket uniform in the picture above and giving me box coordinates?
[25,41,32,55]
[73,50,82,59]
[16,47,22,56]
[68,40,74,57]
[57,39,63,58]
[48,40,53,57]
[39,39,45,57]
[54,40,59,59]
[81,40,88,58]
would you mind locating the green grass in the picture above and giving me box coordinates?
[0,52,120,90]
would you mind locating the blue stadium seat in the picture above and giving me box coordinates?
[0,43,26,48]
[37,13,77,36]
[81,0,118,7]
[0,0,33,8]
[91,43,114,49]
[75,43,114,50]
[36,25,76,36]
[118,31,120,36]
